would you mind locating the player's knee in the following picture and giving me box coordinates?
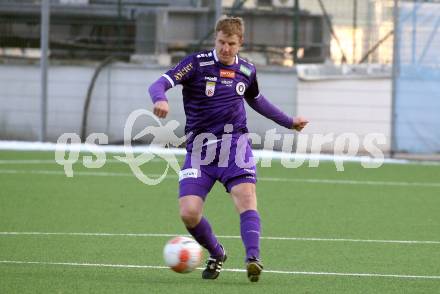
[179,206,202,228]
[179,195,203,228]
[237,191,257,211]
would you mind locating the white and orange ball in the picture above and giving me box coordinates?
[163,236,203,273]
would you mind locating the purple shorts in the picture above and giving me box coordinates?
[179,134,257,199]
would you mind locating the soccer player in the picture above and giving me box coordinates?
[149,16,308,282]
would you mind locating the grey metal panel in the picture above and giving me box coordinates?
[135,12,156,54]
[1,2,329,62]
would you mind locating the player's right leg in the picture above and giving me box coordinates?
[179,195,227,279]
[179,154,226,279]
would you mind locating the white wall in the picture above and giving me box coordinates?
[0,63,297,146]
[0,63,391,153]
[297,78,391,153]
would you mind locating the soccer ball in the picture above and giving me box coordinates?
[163,236,203,273]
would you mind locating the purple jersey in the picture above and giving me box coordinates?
[162,49,259,140]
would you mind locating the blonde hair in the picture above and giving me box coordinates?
[215,15,244,40]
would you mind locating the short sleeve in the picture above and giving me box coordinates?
[163,55,196,87]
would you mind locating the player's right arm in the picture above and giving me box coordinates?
[148,55,196,119]
[152,100,169,118]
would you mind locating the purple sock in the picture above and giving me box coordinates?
[187,217,224,258]
[240,210,261,261]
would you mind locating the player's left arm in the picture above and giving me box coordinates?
[244,71,308,131]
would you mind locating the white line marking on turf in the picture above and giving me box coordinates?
[259,177,440,188]
[1,169,440,188]
[0,169,135,177]
[0,160,56,164]
[0,260,439,280]
[0,159,165,164]
[2,140,440,166]
[1,231,439,245]
[0,260,168,270]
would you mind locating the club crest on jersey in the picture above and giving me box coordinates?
[236,82,246,95]
[220,69,235,79]
[205,81,216,97]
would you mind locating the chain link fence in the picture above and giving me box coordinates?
[0,0,397,65]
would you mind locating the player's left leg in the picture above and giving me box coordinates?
[221,133,263,281]
[229,182,263,282]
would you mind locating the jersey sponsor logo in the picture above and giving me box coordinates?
[236,81,246,95]
[240,64,252,77]
[204,76,217,82]
[205,81,216,97]
[220,69,235,79]
[221,79,233,87]
[196,52,213,58]
[174,63,193,81]
[200,60,215,67]
[179,168,198,181]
